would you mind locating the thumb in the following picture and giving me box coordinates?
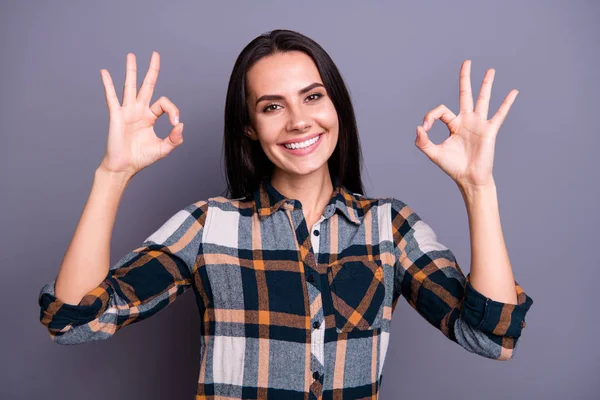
[160,122,184,155]
[415,125,438,162]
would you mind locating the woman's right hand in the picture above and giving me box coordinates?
[98,51,184,177]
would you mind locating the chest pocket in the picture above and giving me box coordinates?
[326,258,385,333]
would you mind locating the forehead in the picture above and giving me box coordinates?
[246,51,322,97]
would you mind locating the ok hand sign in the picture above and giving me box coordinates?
[99,51,184,178]
[415,60,519,189]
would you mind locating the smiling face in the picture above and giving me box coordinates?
[245,51,339,179]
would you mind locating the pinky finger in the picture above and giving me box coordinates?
[489,89,518,128]
[100,69,120,112]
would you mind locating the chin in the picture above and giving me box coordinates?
[272,159,331,178]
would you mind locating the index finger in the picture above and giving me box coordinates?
[137,51,160,105]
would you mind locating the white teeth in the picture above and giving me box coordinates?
[284,134,321,149]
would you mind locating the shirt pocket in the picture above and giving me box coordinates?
[326,258,385,333]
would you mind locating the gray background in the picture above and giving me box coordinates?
[1,0,598,399]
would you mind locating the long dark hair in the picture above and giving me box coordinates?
[221,29,365,199]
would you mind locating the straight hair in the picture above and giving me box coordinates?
[221,29,365,199]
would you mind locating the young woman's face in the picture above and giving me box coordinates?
[245,51,339,178]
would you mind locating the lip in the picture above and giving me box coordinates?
[279,132,324,145]
[279,133,324,156]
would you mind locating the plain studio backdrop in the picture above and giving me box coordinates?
[1,1,597,399]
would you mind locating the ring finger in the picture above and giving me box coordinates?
[122,53,137,106]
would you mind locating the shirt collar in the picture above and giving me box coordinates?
[253,175,364,225]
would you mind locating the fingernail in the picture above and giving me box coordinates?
[423,121,429,130]
[174,115,179,124]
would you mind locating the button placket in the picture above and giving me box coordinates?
[309,218,323,274]
[306,214,326,390]
[311,222,321,245]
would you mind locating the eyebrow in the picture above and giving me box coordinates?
[255,82,325,106]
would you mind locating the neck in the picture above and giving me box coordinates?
[270,167,334,219]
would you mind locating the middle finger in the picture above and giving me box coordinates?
[459,60,474,113]
[137,51,160,106]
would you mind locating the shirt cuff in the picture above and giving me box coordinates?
[460,273,533,338]
[38,278,114,331]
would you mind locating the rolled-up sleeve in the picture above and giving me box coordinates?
[390,197,533,360]
[38,200,209,345]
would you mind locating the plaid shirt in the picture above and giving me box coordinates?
[38,175,533,399]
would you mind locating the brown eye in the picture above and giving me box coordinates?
[262,93,323,113]
[263,103,281,113]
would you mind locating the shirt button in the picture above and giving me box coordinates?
[312,321,321,329]
[306,274,314,283]
[312,371,320,380]
[313,230,320,236]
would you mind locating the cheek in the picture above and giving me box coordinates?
[253,121,280,144]
[253,117,282,141]
[317,102,339,128]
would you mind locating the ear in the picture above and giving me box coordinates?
[245,127,258,141]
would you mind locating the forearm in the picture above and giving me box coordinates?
[458,180,518,305]
[54,166,133,305]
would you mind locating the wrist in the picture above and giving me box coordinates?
[457,180,497,200]
[95,165,134,190]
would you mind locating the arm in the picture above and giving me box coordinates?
[458,181,517,304]
[390,197,533,361]
[38,167,208,344]
[52,166,131,306]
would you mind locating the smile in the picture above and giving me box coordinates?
[280,133,324,156]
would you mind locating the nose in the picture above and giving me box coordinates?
[286,104,312,132]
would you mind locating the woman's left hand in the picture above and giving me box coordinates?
[415,59,519,189]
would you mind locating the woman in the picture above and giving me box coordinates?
[38,29,533,398]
